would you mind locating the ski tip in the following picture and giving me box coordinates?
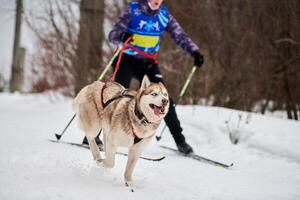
[224,163,234,169]
[144,156,165,161]
[218,162,234,168]
[158,156,166,161]
[55,134,61,140]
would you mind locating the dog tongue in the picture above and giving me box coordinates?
[154,106,161,116]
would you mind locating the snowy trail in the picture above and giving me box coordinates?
[1,93,300,200]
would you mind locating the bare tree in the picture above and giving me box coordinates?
[26,0,110,95]
[74,0,105,93]
[0,72,4,92]
[162,0,300,119]
[25,0,300,119]
[10,0,24,92]
[26,0,79,95]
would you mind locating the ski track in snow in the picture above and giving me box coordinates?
[184,120,300,164]
[1,93,300,200]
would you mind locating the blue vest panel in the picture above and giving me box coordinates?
[125,2,170,55]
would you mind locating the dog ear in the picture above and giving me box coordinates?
[140,75,151,91]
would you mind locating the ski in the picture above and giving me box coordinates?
[160,145,233,168]
[49,139,102,150]
[48,139,165,162]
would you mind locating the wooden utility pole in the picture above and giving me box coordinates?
[10,0,24,92]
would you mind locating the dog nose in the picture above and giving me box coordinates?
[162,98,168,105]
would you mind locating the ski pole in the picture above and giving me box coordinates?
[54,47,122,141]
[98,46,122,80]
[156,66,197,141]
[55,114,76,140]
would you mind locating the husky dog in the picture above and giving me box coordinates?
[73,75,169,185]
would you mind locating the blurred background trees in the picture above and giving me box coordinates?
[161,0,300,120]
[17,0,299,119]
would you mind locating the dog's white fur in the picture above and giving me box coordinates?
[73,75,169,184]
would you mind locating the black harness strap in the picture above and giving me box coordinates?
[102,88,144,144]
[103,89,134,108]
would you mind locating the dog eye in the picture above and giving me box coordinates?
[151,93,158,96]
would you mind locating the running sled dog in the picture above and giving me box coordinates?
[73,75,169,184]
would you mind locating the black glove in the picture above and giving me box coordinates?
[120,32,133,43]
[192,51,204,68]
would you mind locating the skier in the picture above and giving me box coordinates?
[83,0,204,154]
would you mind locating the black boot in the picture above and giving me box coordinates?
[176,141,193,155]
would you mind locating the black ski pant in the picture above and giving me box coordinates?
[112,53,186,144]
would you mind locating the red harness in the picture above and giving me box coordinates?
[110,37,158,81]
[125,45,158,62]
[106,37,155,144]
[131,125,142,144]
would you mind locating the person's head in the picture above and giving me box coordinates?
[148,0,163,10]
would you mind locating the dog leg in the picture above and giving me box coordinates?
[87,136,102,162]
[124,137,152,184]
[124,148,142,184]
[103,141,117,168]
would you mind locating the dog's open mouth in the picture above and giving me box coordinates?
[150,104,165,116]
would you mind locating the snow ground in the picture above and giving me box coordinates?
[0,92,300,200]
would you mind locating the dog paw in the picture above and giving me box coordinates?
[125,181,135,192]
[102,160,115,168]
[96,159,104,166]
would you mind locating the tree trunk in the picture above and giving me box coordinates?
[10,0,23,92]
[0,73,4,92]
[74,0,104,94]
[276,0,297,120]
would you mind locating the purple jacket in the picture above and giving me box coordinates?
[108,0,199,56]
